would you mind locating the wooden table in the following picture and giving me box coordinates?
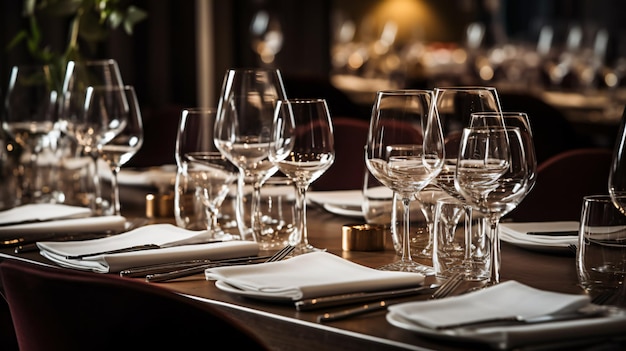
[4,196,609,351]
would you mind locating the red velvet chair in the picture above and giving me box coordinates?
[505,148,613,222]
[0,259,268,351]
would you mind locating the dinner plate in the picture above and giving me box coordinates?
[214,280,295,303]
[322,204,364,218]
[499,222,578,253]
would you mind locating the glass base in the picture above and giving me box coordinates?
[378,260,436,275]
[293,243,326,256]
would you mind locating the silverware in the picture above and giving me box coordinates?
[145,244,295,283]
[65,239,223,259]
[434,309,609,330]
[526,230,578,236]
[591,290,616,305]
[119,256,272,278]
[430,272,464,299]
[295,283,439,311]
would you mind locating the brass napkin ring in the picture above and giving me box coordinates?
[342,224,385,251]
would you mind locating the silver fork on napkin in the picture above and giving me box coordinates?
[145,244,295,283]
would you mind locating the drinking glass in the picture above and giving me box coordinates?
[59,59,124,213]
[365,90,443,273]
[214,68,287,241]
[2,64,60,204]
[270,98,335,255]
[609,109,626,215]
[97,86,144,216]
[177,108,239,240]
[455,126,532,285]
[430,86,504,276]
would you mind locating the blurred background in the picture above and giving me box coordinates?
[1,0,625,166]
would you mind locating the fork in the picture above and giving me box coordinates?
[591,290,615,305]
[430,272,464,299]
[145,244,295,283]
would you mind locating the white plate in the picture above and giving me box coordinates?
[322,204,364,218]
[499,222,578,253]
[214,280,295,302]
[386,305,626,348]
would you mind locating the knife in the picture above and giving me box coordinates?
[296,284,439,311]
[526,230,578,236]
[65,239,223,259]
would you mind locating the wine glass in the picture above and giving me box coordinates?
[2,64,60,204]
[214,68,287,242]
[609,109,626,214]
[365,90,443,273]
[269,99,335,255]
[428,86,504,277]
[177,108,239,239]
[470,111,538,192]
[455,126,532,285]
[59,59,124,212]
[97,86,144,216]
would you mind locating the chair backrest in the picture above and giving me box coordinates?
[0,259,268,351]
[505,147,613,222]
[313,117,370,191]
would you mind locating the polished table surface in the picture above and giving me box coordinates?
[2,194,605,351]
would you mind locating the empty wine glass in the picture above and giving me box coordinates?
[365,90,443,273]
[455,126,532,285]
[270,99,335,255]
[609,109,626,214]
[178,108,239,239]
[97,86,144,216]
[2,64,60,204]
[429,86,504,278]
[214,68,287,241]
[59,59,124,213]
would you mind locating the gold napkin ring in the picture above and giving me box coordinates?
[342,224,385,251]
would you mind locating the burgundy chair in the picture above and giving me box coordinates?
[0,259,268,351]
[505,148,613,222]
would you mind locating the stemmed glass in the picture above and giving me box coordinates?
[455,126,532,285]
[177,108,239,239]
[270,99,335,255]
[430,86,504,279]
[214,68,287,241]
[97,86,144,216]
[609,109,626,215]
[365,90,444,273]
[59,59,124,213]
[2,64,60,204]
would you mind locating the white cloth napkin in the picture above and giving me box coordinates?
[387,281,626,349]
[205,251,425,300]
[0,203,92,225]
[38,224,259,273]
[307,190,363,207]
[499,221,579,247]
[0,204,126,238]
[113,164,177,188]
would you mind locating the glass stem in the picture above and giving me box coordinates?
[90,153,102,215]
[487,215,501,285]
[400,196,413,262]
[463,205,473,265]
[293,184,309,247]
[111,167,121,216]
[235,170,250,240]
[250,181,263,242]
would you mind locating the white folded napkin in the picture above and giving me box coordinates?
[38,224,259,273]
[205,251,425,300]
[113,165,177,188]
[499,221,579,247]
[0,204,126,240]
[387,281,626,349]
[307,190,363,207]
[0,203,92,226]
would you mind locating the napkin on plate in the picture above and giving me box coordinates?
[205,251,425,300]
[386,280,626,350]
[0,204,127,240]
[499,221,579,248]
[38,224,259,273]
